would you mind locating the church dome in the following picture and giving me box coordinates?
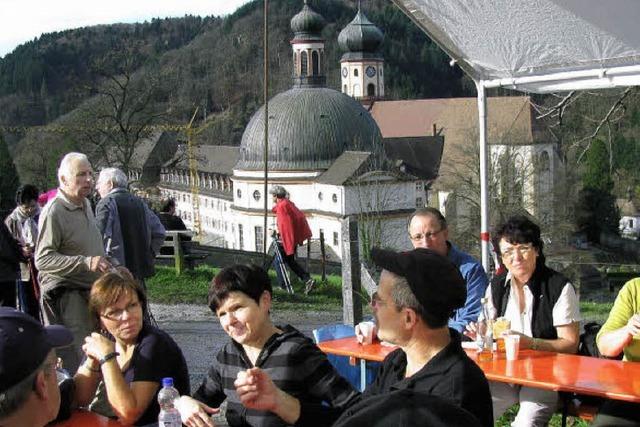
[290,1,326,39]
[338,10,384,53]
[236,87,383,171]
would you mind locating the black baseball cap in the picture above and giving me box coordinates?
[0,308,73,392]
[370,247,466,318]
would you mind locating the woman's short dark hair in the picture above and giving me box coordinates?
[160,198,176,213]
[208,264,272,313]
[494,215,544,260]
[15,184,39,205]
[89,268,148,330]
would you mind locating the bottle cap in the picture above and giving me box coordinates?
[162,377,174,387]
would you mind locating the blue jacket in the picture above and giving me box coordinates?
[447,243,489,332]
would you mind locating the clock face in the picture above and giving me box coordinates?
[366,66,376,78]
[342,67,348,78]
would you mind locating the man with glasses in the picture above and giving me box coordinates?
[0,307,73,427]
[35,152,113,374]
[407,208,488,333]
[233,249,493,427]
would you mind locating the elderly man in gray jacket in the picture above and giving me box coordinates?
[35,152,112,373]
[95,167,165,283]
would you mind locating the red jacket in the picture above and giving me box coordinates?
[272,198,312,255]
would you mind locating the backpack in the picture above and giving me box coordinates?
[577,322,603,358]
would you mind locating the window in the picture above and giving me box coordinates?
[237,189,242,198]
[253,190,261,201]
[332,193,338,203]
[343,85,347,93]
[301,51,308,76]
[333,232,339,246]
[255,226,264,252]
[354,68,359,77]
[367,83,375,97]
[312,51,319,75]
[238,224,244,250]
[318,192,323,201]
[416,197,424,207]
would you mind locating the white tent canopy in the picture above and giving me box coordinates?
[390,0,640,269]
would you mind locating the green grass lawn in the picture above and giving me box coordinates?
[147,265,345,312]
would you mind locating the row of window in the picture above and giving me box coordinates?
[161,169,232,192]
[293,49,323,77]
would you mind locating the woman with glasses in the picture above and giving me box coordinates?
[73,269,189,425]
[465,215,581,427]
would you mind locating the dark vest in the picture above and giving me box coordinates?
[490,265,570,340]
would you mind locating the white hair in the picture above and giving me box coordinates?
[98,167,128,189]
[57,152,90,187]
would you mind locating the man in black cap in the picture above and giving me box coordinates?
[233,248,492,427]
[0,307,73,427]
[359,247,493,427]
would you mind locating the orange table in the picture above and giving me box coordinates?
[51,410,127,426]
[318,336,640,402]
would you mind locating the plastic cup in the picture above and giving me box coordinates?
[505,334,520,361]
[356,321,376,345]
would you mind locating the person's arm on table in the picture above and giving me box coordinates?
[82,333,159,425]
[450,263,488,332]
[597,314,640,357]
[175,396,218,427]
[597,281,639,357]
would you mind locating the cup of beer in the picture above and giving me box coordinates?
[493,317,511,353]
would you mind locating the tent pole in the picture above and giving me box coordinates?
[476,81,490,273]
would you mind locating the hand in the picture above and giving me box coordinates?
[90,256,112,273]
[21,245,33,257]
[82,332,116,362]
[464,322,480,341]
[234,368,278,412]
[175,396,218,427]
[626,314,640,337]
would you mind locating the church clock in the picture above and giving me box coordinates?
[365,66,376,78]
[342,67,348,77]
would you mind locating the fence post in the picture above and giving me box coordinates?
[174,234,185,275]
[340,216,362,326]
[319,231,326,281]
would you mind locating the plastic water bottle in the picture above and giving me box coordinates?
[158,377,181,427]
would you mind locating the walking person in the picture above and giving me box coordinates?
[269,185,315,294]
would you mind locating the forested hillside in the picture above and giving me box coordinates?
[2,0,640,223]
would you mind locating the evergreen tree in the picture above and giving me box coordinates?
[0,134,19,214]
[576,139,620,241]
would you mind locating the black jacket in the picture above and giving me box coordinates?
[490,264,570,340]
[356,330,493,427]
[0,222,22,282]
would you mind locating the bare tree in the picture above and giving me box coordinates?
[443,127,575,255]
[79,46,170,174]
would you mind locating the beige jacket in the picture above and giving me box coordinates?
[35,190,104,292]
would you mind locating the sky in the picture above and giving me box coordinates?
[0,0,253,57]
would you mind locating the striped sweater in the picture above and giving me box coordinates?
[194,324,358,426]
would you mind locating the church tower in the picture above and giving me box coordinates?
[338,6,384,103]
[290,0,326,88]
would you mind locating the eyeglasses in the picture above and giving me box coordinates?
[500,244,534,260]
[370,292,388,309]
[409,228,443,241]
[101,301,141,321]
